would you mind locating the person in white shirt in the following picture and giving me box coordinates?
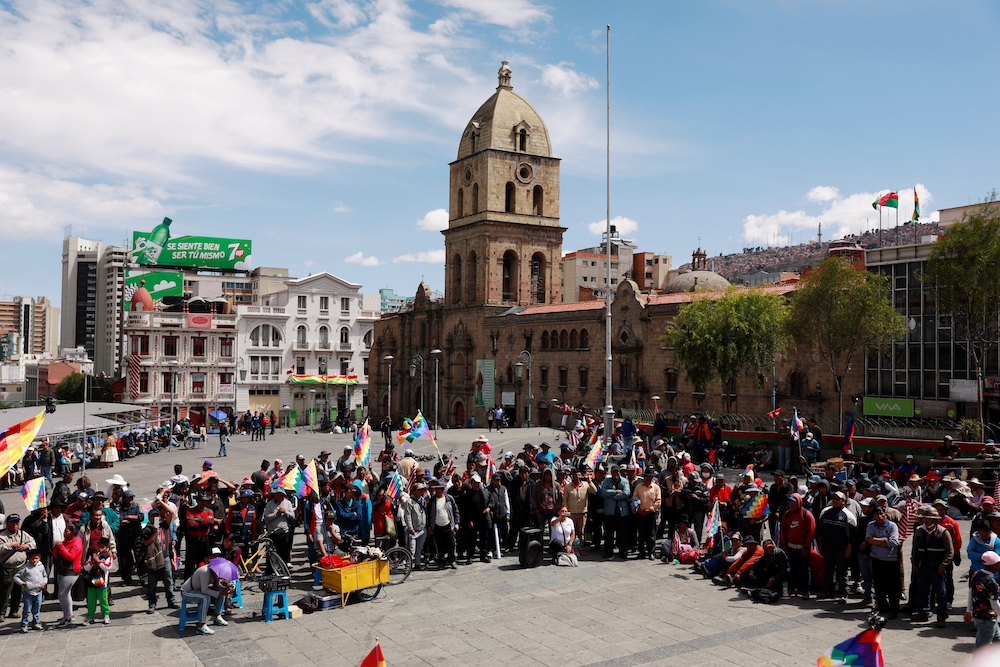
[549,505,575,563]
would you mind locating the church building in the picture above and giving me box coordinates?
[371,63,859,431]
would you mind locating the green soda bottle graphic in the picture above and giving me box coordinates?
[142,217,172,264]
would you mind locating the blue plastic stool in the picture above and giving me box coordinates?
[232,579,244,609]
[178,594,207,632]
[261,590,290,622]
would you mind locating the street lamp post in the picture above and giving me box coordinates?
[235,357,245,414]
[514,350,532,427]
[409,355,424,415]
[309,389,317,426]
[81,370,88,447]
[430,349,442,437]
[383,355,394,425]
[169,360,180,442]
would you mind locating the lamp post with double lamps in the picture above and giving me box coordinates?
[383,355,394,424]
[430,349,442,437]
[514,350,532,427]
[409,355,424,415]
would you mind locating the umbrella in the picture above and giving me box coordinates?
[208,557,239,582]
[209,410,229,422]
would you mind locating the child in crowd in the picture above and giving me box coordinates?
[14,549,47,632]
[83,537,113,625]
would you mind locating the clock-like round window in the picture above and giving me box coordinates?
[516,163,533,183]
[464,168,473,185]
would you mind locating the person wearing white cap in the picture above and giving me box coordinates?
[399,448,418,478]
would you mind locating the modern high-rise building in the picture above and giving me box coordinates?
[0,296,59,357]
[62,236,106,364]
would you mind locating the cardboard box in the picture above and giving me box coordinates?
[289,607,303,619]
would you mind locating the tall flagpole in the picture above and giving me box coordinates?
[603,24,614,441]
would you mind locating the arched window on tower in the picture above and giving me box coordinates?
[502,251,518,302]
[530,252,546,304]
[519,129,527,151]
[541,331,549,350]
[467,251,477,303]
[451,255,462,305]
[559,330,568,349]
[532,185,543,216]
[580,329,589,349]
[570,329,578,349]
[506,364,514,384]
[456,188,464,218]
[789,369,806,398]
[505,182,515,213]
[471,183,479,214]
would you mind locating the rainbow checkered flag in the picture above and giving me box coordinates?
[817,628,884,667]
[742,493,770,519]
[703,500,720,546]
[354,418,372,466]
[584,437,603,468]
[385,472,404,499]
[21,477,46,511]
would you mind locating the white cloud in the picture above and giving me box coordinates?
[539,62,599,96]
[416,208,448,231]
[307,0,367,29]
[345,251,381,266]
[588,215,639,236]
[150,279,177,292]
[333,203,350,213]
[0,165,164,240]
[807,186,839,203]
[433,0,550,28]
[392,249,446,263]
[742,184,935,246]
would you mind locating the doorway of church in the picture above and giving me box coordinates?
[453,401,465,428]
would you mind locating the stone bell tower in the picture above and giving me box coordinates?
[442,62,564,308]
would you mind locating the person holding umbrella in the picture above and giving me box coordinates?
[179,558,235,635]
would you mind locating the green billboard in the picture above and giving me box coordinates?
[863,397,914,418]
[133,218,252,270]
[124,270,184,310]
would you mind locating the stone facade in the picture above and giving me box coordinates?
[371,63,863,431]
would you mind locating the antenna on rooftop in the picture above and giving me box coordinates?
[817,222,822,245]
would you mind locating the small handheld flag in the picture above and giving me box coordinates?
[21,477,46,511]
[766,407,781,420]
[703,500,720,545]
[843,404,857,456]
[0,411,46,479]
[358,642,388,667]
[584,436,604,468]
[385,472,404,499]
[742,493,770,520]
[354,419,372,466]
[817,628,884,667]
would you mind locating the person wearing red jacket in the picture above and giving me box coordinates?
[780,493,817,599]
[53,523,83,627]
[935,498,962,609]
[714,535,764,587]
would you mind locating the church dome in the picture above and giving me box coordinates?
[457,61,552,159]
[663,270,731,294]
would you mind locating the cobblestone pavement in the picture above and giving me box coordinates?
[0,427,984,666]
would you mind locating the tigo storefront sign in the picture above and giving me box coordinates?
[863,397,914,417]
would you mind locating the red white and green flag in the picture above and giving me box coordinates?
[871,192,898,209]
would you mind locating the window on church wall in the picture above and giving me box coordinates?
[580,329,589,349]
[519,129,527,151]
[620,359,632,388]
[530,253,546,304]
[570,329,578,349]
[506,364,514,384]
[457,188,464,218]
[540,366,549,386]
[420,322,427,347]
[540,331,549,349]
[532,186,543,216]
[724,377,737,397]
[558,367,568,388]
[550,330,558,348]
[502,251,518,302]
[579,367,588,388]
[559,330,568,349]
[472,184,479,214]
[452,255,462,305]
[467,251,477,302]
[505,182,515,213]
[789,369,806,398]
[666,368,678,393]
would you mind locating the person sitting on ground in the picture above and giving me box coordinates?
[743,539,788,602]
[661,515,698,563]
[695,532,744,578]
[715,535,764,588]
[549,505,576,564]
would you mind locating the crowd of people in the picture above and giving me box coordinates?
[1,414,999,650]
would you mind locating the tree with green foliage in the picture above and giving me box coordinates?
[789,256,907,433]
[923,193,1000,441]
[54,372,112,403]
[665,287,791,411]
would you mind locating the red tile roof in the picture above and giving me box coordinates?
[517,301,606,315]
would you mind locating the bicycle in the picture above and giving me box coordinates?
[337,535,412,601]
[238,532,291,582]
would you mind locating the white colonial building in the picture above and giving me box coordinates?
[236,272,380,426]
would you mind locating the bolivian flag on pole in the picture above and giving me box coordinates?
[359,642,387,667]
[0,411,45,478]
[912,187,920,224]
[871,192,898,209]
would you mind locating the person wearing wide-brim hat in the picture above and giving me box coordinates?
[910,504,954,627]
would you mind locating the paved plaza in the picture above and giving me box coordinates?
[0,426,985,667]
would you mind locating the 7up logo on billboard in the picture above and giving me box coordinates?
[863,397,914,418]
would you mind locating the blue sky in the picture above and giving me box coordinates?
[1,0,997,306]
